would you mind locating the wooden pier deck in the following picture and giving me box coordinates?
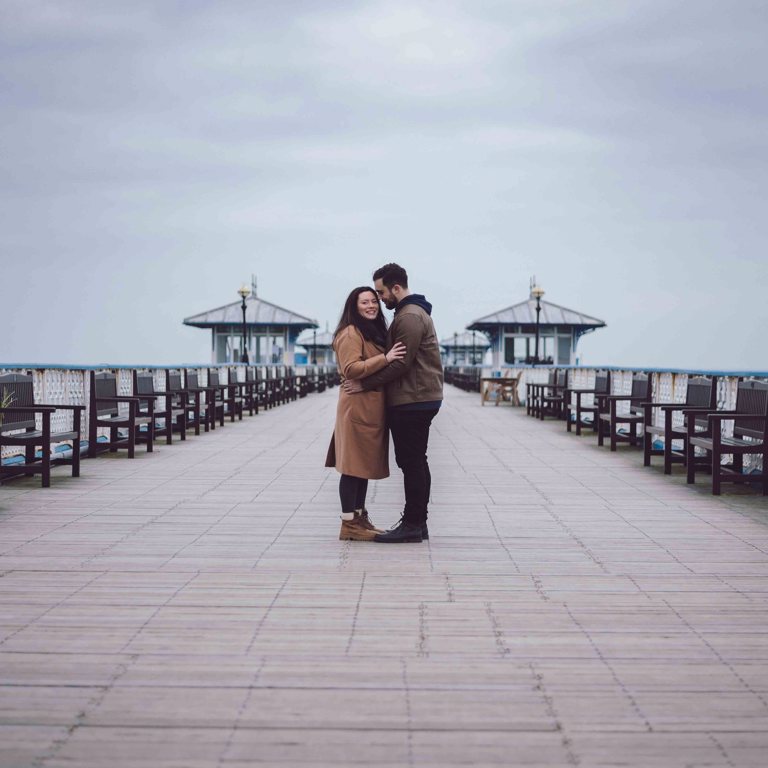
[1,386,767,767]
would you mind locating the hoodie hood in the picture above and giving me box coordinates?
[396,294,433,315]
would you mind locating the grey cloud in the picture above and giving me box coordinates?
[1,0,766,369]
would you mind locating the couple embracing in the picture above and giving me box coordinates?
[325,263,444,543]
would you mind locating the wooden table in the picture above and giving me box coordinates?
[480,375,520,406]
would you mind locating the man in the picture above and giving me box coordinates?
[342,263,443,543]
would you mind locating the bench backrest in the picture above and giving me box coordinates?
[594,372,610,394]
[686,376,717,408]
[0,373,35,432]
[133,373,159,411]
[546,370,557,387]
[186,371,201,390]
[629,374,651,411]
[92,373,119,418]
[555,369,567,388]
[734,380,768,440]
[245,367,256,383]
[685,376,717,430]
[166,371,183,392]
[208,370,220,388]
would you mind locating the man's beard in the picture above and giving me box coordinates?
[383,297,398,310]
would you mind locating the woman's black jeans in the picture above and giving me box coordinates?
[339,475,368,513]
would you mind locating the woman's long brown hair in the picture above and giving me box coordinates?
[333,286,388,347]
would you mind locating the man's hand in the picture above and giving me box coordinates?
[342,379,364,395]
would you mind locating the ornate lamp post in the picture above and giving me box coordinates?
[312,329,317,365]
[471,331,476,366]
[531,284,545,365]
[453,332,458,365]
[237,285,250,364]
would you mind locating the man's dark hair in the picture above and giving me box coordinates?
[373,263,408,290]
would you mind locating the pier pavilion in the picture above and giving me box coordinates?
[468,289,606,368]
[440,330,490,366]
[296,328,336,366]
[183,281,318,365]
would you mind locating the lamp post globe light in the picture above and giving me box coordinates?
[530,284,545,365]
[237,284,250,364]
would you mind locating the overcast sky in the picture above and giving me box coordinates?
[2,0,767,370]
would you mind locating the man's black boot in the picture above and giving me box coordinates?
[374,521,423,543]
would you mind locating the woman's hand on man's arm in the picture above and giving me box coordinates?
[386,342,406,363]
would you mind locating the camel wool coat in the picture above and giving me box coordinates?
[325,325,390,479]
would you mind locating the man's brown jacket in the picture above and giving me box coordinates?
[361,296,444,407]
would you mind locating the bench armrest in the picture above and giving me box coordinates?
[0,405,56,413]
[94,396,141,403]
[37,403,86,411]
[657,404,712,412]
[708,412,768,424]
[681,407,722,417]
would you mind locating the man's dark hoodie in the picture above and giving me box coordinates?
[361,294,444,408]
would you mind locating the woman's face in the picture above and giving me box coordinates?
[356,291,380,321]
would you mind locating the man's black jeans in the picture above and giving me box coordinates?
[388,407,439,526]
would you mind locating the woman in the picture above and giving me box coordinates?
[325,286,406,540]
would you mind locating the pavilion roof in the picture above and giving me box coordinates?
[297,329,335,348]
[467,298,605,330]
[184,295,318,330]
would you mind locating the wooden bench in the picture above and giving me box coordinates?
[209,368,243,424]
[526,370,557,418]
[274,366,290,406]
[88,372,151,458]
[597,373,651,452]
[566,371,611,435]
[448,368,481,393]
[538,369,570,421]
[315,366,327,395]
[0,373,85,487]
[325,365,339,389]
[164,370,191,439]
[642,376,717,474]
[134,371,186,445]
[284,366,299,402]
[184,370,214,433]
[296,368,311,399]
[235,367,259,416]
[225,368,246,419]
[687,379,767,495]
[253,366,270,409]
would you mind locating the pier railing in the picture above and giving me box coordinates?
[0,363,337,461]
[445,364,768,475]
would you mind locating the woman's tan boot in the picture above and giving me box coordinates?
[339,513,377,541]
[356,509,384,534]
